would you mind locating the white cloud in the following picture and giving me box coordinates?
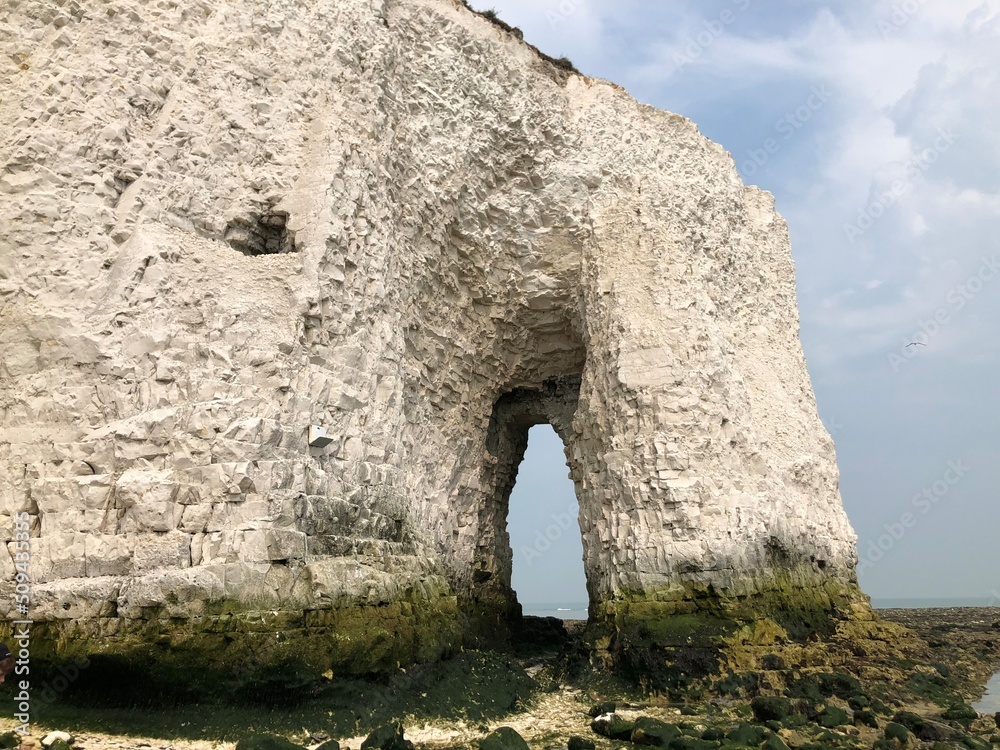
[485,0,1000,599]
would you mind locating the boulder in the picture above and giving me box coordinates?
[591,714,636,741]
[631,717,682,746]
[362,724,413,750]
[751,697,793,722]
[478,727,528,750]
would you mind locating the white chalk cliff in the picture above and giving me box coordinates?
[0,0,866,672]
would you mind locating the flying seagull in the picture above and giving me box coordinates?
[906,342,926,347]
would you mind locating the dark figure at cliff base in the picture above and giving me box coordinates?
[0,644,15,683]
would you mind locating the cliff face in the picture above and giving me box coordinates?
[0,0,865,676]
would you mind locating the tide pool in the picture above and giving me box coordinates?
[974,671,1000,714]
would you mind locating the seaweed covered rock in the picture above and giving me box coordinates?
[942,702,979,727]
[727,723,770,747]
[891,712,952,742]
[362,724,413,750]
[752,696,794,722]
[762,735,790,750]
[883,722,912,747]
[855,710,880,728]
[591,714,636,741]
[631,717,682,746]
[816,706,851,728]
[479,727,529,750]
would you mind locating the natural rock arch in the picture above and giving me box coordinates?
[0,0,873,687]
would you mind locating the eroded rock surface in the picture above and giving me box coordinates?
[1,0,865,677]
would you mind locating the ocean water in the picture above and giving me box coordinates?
[521,601,589,620]
[871,597,999,609]
[522,597,999,620]
[974,671,1000,713]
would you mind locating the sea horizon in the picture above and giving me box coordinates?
[519,596,999,620]
[870,596,1000,609]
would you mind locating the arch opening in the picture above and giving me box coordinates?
[472,376,591,626]
[508,423,588,620]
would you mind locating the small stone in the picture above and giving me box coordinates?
[315,742,341,750]
[42,734,74,749]
[762,735,790,750]
[478,727,528,750]
[0,732,20,750]
[567,737,595,750]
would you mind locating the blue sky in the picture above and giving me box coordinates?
[495,0,1000,604]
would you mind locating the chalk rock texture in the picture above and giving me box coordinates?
[0,0,867,673]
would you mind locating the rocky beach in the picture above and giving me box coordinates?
[2,608,999,750]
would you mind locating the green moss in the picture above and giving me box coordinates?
[787,675,824,703]
[884,723,911,744]
[727,723,769,746]
[816,706,851,728]
[0,595,463,706]
[818,673,863,699]
[943,703,979,727]
[848,694,871,710]
[892,712,952,743]
[632,717,682,745]
[763,736,791,750]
